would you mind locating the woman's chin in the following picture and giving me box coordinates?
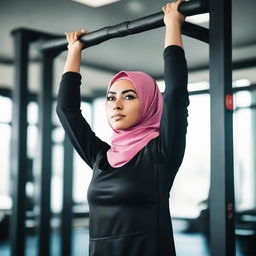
[109,120,136,130]
[112,124,124,130]
[110,122,127,130]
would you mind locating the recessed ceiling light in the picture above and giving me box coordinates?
[186,13,209,24]
[72,0,121,7]
[127,1,144,14]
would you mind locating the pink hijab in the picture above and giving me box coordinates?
[106,71,163,168]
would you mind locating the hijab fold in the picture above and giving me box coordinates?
[106,71,163,168]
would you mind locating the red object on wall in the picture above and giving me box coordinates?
[225,95,234,110]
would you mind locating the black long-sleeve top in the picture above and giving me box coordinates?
[56,45,189,256]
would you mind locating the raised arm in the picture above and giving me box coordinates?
[56,30,109,169]
[63,29,89,73]
[162,0,185,48]
[160,0,189,171]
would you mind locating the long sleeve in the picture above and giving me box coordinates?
[159,45,189,171]
[56,72,110,169]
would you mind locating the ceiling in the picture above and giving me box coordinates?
[0,0,256,95]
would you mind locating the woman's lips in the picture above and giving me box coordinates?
[112,114,125,119]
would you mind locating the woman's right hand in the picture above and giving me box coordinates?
[65,29,89,52]
[162,0,185,27]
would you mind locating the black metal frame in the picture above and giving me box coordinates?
[209,0,235,255]
[61,135,74,256]
[36,51,56,256]
[10,28,30,256]
[0,88,12,97]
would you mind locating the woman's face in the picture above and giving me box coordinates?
[105,79,140,130]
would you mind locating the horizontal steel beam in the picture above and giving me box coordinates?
[40,0,209,53]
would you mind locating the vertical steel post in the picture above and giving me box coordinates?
[251,92,256,208]
[10,29,30,256]
[36,51,56,256]
[61,135,74,256]
[209,0,236,255]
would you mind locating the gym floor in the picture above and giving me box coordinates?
[0,221,244,256]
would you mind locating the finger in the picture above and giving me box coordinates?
[70,32,76,44]
[66,32,72,43]
[81,29,89,33]
[75,30,87,41]
[164,3,170,12]
[74,31,80,41]
[68,32,73,43]
[73,31,79,43]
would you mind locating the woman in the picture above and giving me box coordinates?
[56,0,189,255]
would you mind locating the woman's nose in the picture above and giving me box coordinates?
[113,98,123,110]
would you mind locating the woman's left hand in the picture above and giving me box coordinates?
[162,0,186,27]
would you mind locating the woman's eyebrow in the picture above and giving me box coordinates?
[107,89,137,95]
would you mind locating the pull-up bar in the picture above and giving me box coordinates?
[40,0,209,53]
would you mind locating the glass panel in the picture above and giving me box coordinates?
[233,90,255,211]
[188,81,209,92]
[92,97,112,143]
[27,125,38,159]
[81,102,92,126]
[51,144,64,214]
[156,80,165,93]
[72,101,92,207]
[27,101,38,124]
[155,80,210,93]
[233,79,251,88]
[234,91,251,108]
[0,123,11,209]
[170,94,210,218]
[73,151,92,207]
[0,96,12,123]
[52,100,92,126]
[52,127,64,144]
[53,99,92,209]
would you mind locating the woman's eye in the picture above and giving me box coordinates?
[107,96,115,101]
[124,95,135,100]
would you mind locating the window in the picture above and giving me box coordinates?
[0,96,12,209]
[233,90,255,211]
[92,97,112,143]
[170,94,210,218]
[72,102,93,205]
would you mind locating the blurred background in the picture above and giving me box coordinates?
[0,0,256,255]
